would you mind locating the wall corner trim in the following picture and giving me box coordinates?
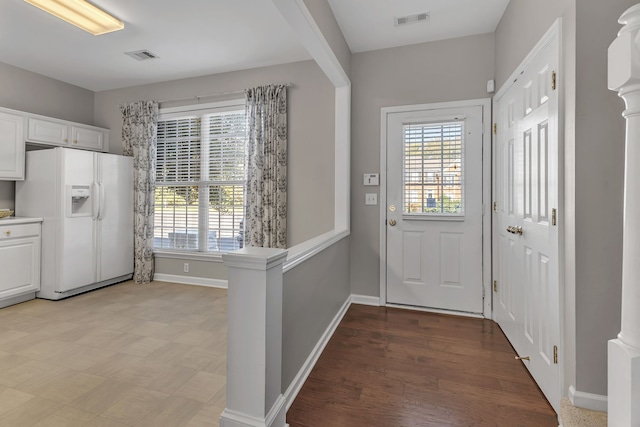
[283,229,349,273]
[568,385,608,413]
[350,294,381,306]
[152,273,228,289]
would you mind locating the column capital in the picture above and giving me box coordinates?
[223,247,288,271]
[609,4,640,92]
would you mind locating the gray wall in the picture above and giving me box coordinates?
[155,258,228,281]
[349,33,495,296]
[573,0,635,396]
[282,236,350,390]
[0,61,95,210]
[301,0,351,77]
[94,60,335,251]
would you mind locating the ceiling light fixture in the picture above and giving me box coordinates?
[24,0,124,35]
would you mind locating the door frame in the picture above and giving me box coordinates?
[379,98,493,318]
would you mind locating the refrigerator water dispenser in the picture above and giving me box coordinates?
[68,185,92,217]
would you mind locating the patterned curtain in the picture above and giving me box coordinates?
[120,101,158,284]
[245,85,288,248]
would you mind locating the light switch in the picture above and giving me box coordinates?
[365,193,378,205]
[363,173,379,186]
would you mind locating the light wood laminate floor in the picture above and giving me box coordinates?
[0,280,227,427]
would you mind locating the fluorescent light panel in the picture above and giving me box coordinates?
[24,0,124,35]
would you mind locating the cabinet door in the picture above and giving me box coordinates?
[28,118,69,146]
[0,112,25,180]
[71,126,104,151]
[0,235,41,299]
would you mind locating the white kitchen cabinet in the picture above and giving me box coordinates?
[27,118,68,146]
[0,111,25,180]
[70,125,104,151]
[27,117,108,152]
[0,218,41,308]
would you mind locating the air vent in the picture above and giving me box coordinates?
[124,50,159,61]
[394,11,430,27]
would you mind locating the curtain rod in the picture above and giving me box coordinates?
[158,82,294,104]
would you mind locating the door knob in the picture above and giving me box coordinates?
[506,226,523,235]
[389,219,397,226]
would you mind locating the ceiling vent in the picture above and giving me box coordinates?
[394,11,430,27]
[124,50,159,61]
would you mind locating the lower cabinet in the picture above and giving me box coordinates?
[0,221,41,307]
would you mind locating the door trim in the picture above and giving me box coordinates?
[379,98,493,318]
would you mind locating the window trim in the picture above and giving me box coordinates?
[159,99,244,119]
[154,98,246,253]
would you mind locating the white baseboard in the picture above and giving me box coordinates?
[385,303,484,319]
[153,273,228,289]
[350,294,381,306]
[283,295,351,410]
[568,385,608,413]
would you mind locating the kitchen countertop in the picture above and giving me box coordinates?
[0,217,43,225]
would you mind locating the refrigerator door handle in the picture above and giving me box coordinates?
[92,182,100,220]
[98,182,106,221]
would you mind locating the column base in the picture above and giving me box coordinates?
[220,395,287,427]
[608,339,640,426]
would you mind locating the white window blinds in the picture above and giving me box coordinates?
[154,103,246,252]
[403,121,464,215]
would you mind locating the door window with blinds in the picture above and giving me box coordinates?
[403,120,464,216]
[154,101,246,252]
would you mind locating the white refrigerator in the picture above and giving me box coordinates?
[16,147,134,300]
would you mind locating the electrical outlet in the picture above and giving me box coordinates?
[183,263,189,273]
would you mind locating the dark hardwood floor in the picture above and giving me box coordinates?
[287,305,557,427]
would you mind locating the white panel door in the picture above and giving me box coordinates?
[97,153,134,281]
[386,105,484,313]
[494,33,560,411]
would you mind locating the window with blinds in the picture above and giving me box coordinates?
[154,102,246,252]
[403,121,464,215]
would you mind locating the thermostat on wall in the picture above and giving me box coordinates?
[364,173,379,186]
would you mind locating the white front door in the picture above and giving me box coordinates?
[385,104,486,314]
[494,26,561,412]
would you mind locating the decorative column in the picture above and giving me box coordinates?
[608,4,640,426]
[220,247,288,427]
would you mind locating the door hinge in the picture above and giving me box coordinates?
[493,123,497,134]
[493,280,498,292]
[553,345,558,364]
[493,202,497,213]
[552,71,557,91]
[552,208,557,226]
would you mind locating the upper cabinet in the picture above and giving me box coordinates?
[27,117,107,152]
[0,111,25,180]
[0,106,110,181]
